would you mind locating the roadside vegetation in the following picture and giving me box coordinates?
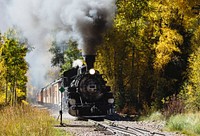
[166,113,200,136]
[0,105,68,136]
[141,111,200,136]
[140,95,200,136]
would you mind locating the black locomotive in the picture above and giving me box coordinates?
[63,55,114,118]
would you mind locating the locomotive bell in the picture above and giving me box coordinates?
[84,55,96,71]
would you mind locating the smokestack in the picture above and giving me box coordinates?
[84,55,96,71]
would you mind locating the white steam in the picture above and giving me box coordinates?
[73,59,83,68]
[0,0,116,92]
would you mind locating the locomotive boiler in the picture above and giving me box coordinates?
[63,55,114,117]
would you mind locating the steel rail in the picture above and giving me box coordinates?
[89,119,143,135]
[104,119,166,136]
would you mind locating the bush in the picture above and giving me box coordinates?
[162,95,185,118]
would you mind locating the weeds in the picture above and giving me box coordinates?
[139,111,165,121]
[166,113,200,136]
[0,105,68,136]
[140,110,200,135]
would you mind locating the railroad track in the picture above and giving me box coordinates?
[89,119,166,136]
[34,105,168,135]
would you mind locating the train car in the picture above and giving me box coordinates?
[37,79,62,106]
[37,55,115,118]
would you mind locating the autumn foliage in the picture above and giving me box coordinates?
[95,0,200,113]
[0,29,28,106]
[0,0,200,115]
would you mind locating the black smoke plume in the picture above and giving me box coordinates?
[0,0,116,92]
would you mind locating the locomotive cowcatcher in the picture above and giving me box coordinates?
[63,55,114,118]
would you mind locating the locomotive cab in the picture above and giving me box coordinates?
[64,55,115,118]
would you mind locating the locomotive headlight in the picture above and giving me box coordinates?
[108,98,114,104]
[69,99,76,105]
[89,69,95,75]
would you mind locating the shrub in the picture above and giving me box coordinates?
[162,94,185,118]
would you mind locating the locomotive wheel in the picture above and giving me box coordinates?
[67,93,80,116]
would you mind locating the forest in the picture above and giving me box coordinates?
[0,0,200,116]
[96,0,200,114]
[0,30,28,106]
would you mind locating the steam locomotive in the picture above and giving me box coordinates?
[37,55,115,118]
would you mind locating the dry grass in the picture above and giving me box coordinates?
[0,105,67,136]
